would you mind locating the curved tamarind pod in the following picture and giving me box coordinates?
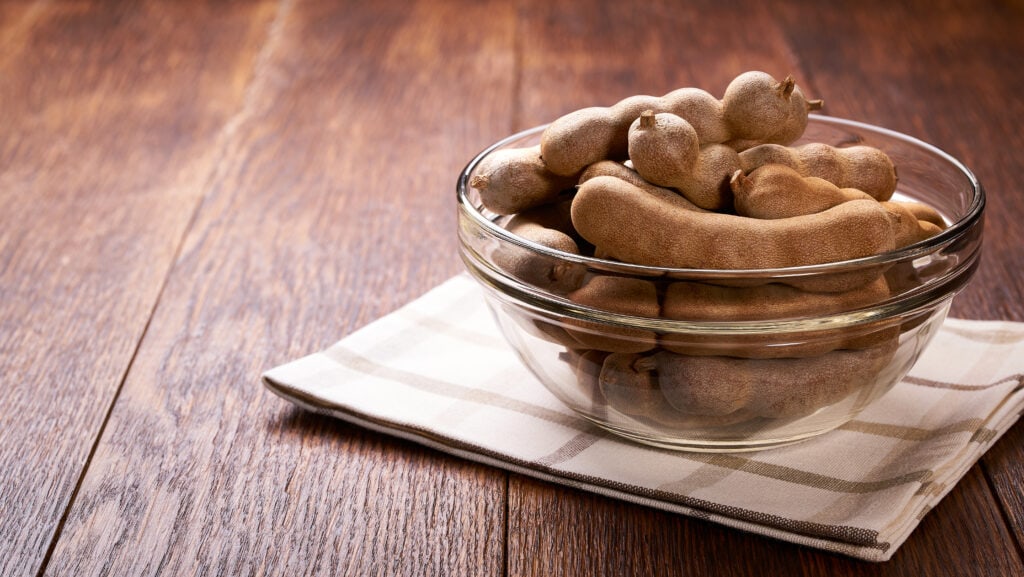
[597,352,754,427]
[540,88,729,177]
[565,276,660,353]
[722,72,824,150]
[730,165,873,219]
[469,145,577,215]
[659,278,898,358]
[628,111,739,210]
[495,203,585,295]
[539,72,819,177]
[579,160,709,213]
[662,277,890,322]
[738,143,898,201]
[892,200,947,228]
[655,336,898,419]
[882,201,945,248]
[571,176,895,271]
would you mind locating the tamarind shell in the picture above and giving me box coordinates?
[470,145,577,215]
[732,164,872,219]
[882,201,945,248]
[596,351,755,428]
[564,275,660,353]
[579,160,708,213]
[655,335,898,419]
[738,143,898,201]
[572,176,896,292]
[721,71,816,149]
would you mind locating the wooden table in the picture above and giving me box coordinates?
[3,0,1022,574]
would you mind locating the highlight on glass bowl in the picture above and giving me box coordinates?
[456,72,984,452]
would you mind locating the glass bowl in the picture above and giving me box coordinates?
[456,116,984,452]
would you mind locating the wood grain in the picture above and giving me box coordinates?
[0,1,277,574]
[41,0,513,574]
[514,0,804,131]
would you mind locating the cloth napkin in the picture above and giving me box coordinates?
[262,275,1024,562]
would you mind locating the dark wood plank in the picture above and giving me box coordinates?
[509,0,1024,573]
[769,0,1024,558]
[508,466,1022,576]
[514,0,806,132]
[0,2,276,574]
[42,0,514,574]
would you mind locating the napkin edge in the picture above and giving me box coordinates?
[261,372,894,562]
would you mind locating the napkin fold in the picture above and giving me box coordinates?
[262,275,1024,562]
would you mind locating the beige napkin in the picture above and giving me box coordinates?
[262,275,1024,562]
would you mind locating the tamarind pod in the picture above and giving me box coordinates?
[469,145,577,215]
[540,89,728,177]
[494,201,585,294]
[565,276,660,353]
[892,200,947,228]
[658,267,896,361]
[730,164,873,219]
[599,353,664,419]
[628,111,739,210]
[882,201,945,248]
[669,143,740,211]
[738,143,898,201]
[597,352,755,428]
[506,197,576,234]
[571,175,895,271]
[660,316,900,359]
[655,336,898,419]
[599,352,754,427]
[662,277,890,322]
[541,72,820,177]
[722,72,823,150]
[580,160,709,213]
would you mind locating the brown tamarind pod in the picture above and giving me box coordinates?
[494,200,586,295]
[539,88,730,177]
[655,335,898,419]
[628,111,739,210]
[662,277,890,321]
[659,278,897,358]
[598,352,756,428]
[882,201,945,248]
[892,200,947,228]
[571,175,895,271]
[565,275,660,353]
[540,72,819,177]
[598,353,665,419]
[579,160,709,213]
[469,145,577,215]
[737,143,898,201]
[730,164,873,219]
[722,72,824,150]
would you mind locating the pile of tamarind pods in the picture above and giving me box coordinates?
[470,71,948,426]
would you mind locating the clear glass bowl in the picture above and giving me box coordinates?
[457,116,984,452]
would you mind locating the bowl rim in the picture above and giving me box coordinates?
[456,115,985,279]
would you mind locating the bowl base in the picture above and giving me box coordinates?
[585,416,846,453]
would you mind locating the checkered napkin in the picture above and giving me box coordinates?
[262,275,1024,562]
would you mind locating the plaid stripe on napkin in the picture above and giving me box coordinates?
[262,275,1024,561]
